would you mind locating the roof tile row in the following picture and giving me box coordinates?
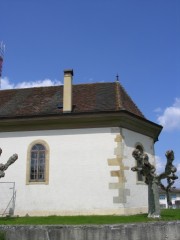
[0,82,144,119]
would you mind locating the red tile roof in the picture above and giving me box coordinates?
[0,82,144,119]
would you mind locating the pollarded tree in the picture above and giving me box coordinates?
[158,150,178,209]
[131,149,178,218]
[0,148,18,179]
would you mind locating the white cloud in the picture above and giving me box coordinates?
[155,155,165,174]
[157,98,180,131]
[177,163,180,172]
[1,77,62,90]
[16,79,62,88]
[1,77,15,89]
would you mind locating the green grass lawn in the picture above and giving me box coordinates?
[0,209,179,225]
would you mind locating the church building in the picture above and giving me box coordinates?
[0,69,162,216]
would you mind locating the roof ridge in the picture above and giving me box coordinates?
[0,85,62,92]
[119,82,145,118]
[73,81,115,86]
[0,82,115,92]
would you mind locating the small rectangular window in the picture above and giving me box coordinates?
[171,194,176,199]
[135,145,144,182]
[159,194,166,200]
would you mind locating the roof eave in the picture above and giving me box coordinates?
[0,110,162,142]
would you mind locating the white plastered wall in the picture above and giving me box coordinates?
[122,128,155,213]
[0,127,155,216]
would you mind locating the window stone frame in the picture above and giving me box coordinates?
[26,140,50,185]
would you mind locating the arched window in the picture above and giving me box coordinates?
[26,140,49,184]
[135,144,144,182]
[30,144,46,181]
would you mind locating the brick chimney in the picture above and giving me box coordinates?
[63,69,73,113]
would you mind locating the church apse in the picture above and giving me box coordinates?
[108,134,130,204]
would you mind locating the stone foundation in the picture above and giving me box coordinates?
[0,222,180,240]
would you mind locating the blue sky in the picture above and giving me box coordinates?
[1,0,180,186]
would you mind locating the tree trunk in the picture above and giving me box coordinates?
[148,179,160,218]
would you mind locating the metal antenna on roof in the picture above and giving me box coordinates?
[0,42,5,89]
